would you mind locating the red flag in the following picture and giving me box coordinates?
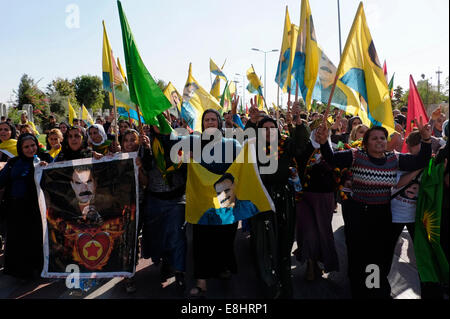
[401,75,429,153]
[383,60,388,83]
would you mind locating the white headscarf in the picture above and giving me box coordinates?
[87,124,108,146]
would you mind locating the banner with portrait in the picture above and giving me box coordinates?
[34,153,139,279]
[186,139,275,225]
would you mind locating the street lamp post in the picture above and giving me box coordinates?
[251,48,278,102]
[235,73,245,107]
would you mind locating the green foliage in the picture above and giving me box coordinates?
[73,75,104,113]
[15,74,35,107]
[7,107,21,124]
[400,77,449,107]
[46,78,79,120]
[392,85,404,108]
[14,74,50,127]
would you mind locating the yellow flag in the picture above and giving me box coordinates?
[246,65,263,96]
[209,58,227,81]
[228,81,236,96]
[336,2,395,134]
[181,63,222,132]
[286,23,298,92]
[275,6,292,93]
[163,82,182,113]
[68,99,77,126]
[297,0,319,110]
[117,57,127,85]
[210,75,221,101]
[186,139,275,224]
[81,105,94,126]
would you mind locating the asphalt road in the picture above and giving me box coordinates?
[0,207,420,299]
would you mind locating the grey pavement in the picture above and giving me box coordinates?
[0,205,421,299]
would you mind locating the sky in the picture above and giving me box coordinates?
[0,0,448,110]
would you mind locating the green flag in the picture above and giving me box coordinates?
[414,159,449,283]
[219,81,232,113]
[388,73,395,98]
[117,1,171,127]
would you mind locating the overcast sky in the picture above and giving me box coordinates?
[0,0,448,108]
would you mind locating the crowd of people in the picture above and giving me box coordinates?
[0,99,448,299]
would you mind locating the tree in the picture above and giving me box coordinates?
[392,85,404,108]
[14,74,50,127]
[73,75,104,113]
[47,78,78,120]
[15,74,36,108]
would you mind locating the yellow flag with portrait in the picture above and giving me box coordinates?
[186,139,275,225]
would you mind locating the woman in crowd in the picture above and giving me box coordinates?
[389,130,422,270]
[349,124,369,145]
[119,128,151,293]
[174,108,241,297]
[54,126,95,162]
[87,124,115,156]
[139,123,188,293]
[0,122,18,165]
[18,124,46,152]
[46,128,64,159]
[294,119,340,282]
[248,111,310,298]
[58,122,69,137]
[118,119,131,144]
[315,120,432,299]
[0,133,53,280]
[331,114,362,146]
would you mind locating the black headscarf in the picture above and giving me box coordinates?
[201,109,223,132]
[257,116,281,141]
[57,126,91,161]
[0,121,17,141]
[16,133,51,162]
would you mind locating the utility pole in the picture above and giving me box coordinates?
[436,67,443,95]
[337,0,342,57]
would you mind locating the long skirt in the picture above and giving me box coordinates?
[295,191,339,273]
[141,194,187,272]
[4,198,43,279]
[344,198,392,299]
[249,185,296,298]
[192,223,238,279]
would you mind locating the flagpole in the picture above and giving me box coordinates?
[287,88,291,112]
[324,2,363,123]
[276,57,282,109]
[337,0,342,57]
[110,84,119,145]
[252,64,268,111]
[135,104,143,133]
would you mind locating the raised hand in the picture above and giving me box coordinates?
[231,95,240,115]
[431,105,442,121]
[286,112,293,125]
[315,123,329,145]
[415,115,432,141]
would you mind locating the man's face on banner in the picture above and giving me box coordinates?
[171,91,180,107]
[215,178,236,208]
[71,169,96,204]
